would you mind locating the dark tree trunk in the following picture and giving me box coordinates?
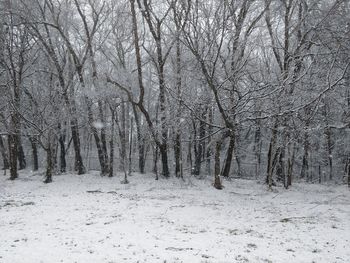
[0,135,9,170]
[266,121,278,188]
[153,144,159,180]
[174,132,181,178]
[58,133,66,173]
[347,157,350,187]
[85,99,108,176]
[109,110,115,177]
[71,119,85,174]
[221,135,235,178]
[214,140,223,190]
[193,113,206,176]
[206,108,213,175]
[8,134,18,180]
[300,112,310,180]
[98,100,109,174]
[17,137,26,170]
[132,105,145,174]
[159,144,169,178]
[254,117,262,178]
[44,145,53,184]
[29,137,39,171]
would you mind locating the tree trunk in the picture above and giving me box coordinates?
[221,134,235,178]
[132,105,145,174]
[254,116,262,178]
[109,109,115,177]
[153,144,159,180]
[98,100,109,174]
[174,132,181,178]
[159,144,169,178]
[267,120,278,188]
[300,110,310,180]
[44,145,53,183]
[29,137,39,171]
[8,134,18,180]
[85,98,108,176]
[58,132,66,173]
[193,110,206,176]
[0,135,9,170]
[71,119,85,174]
[17,136,26,170]
[213,140,223,190]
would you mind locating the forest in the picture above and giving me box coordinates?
[1,0,350,188]
[1,0,350,262]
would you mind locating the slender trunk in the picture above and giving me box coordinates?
[159,144,169,178]
[213,140,223,190]
[206,108,213,175]
[63,91,85,174]
[267,120,278,188]
[71,119,85,174]
[17,136,26,170]
[86,98,107,175]
[153,144,159,180]
[187,135,193,171]
[322,100,333,181]
[44,145,53,184]
[300,120,310,180]
[132,105,145,174]
[98,100,109,173]
[254,118,262,178]
[128,117,133,176]
[58,131,66,173]
[221,134,235,178]
[8,134,18,180]
[109,110,115,177]
[193,109,206,176]
[286,142,296,189]
[29,137,39,171]
[174,133,181,178]
[0,135,9,170]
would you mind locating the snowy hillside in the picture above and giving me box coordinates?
[1,171,349,263]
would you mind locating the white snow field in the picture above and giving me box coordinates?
[1,171,349,263]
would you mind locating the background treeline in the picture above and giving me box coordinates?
[0,0,349,188]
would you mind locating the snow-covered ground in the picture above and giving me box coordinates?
[1,171,349,263]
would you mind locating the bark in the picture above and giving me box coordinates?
[115,104,127,172]
[153,144,159,180]
[44,145,53,183]
[213,140,223,190]
[85,97,108,176]
[347,157,350,187]
[254,119,262,178]
[29,137,39,171]
[193,108,206,176]
[206,108,214,175]
[174,132,181,178]
[17,136,26,170]
[266,120,278,188]
[9,134,18,180]
[98,100,109,174]
[132,105,145,174]
[58,130,66,173]
[174,33,182,178]
[109,110,115,177]
[300,120,310,180]
[71,118,85,174]
[221,134,235,178]
[0,135,9,170]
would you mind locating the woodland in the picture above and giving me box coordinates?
[0,0,350,188]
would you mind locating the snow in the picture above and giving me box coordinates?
[1,171,349,263]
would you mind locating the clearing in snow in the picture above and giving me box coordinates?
[1,171,349,263]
